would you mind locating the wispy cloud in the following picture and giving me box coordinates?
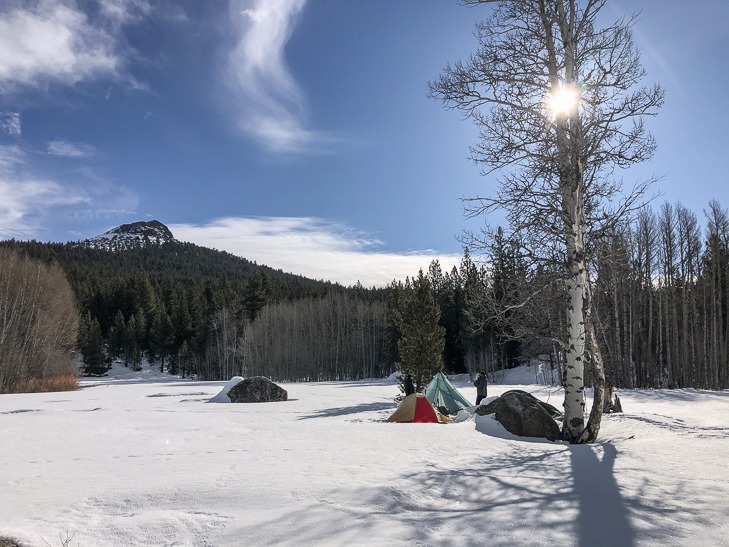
[226,0,329,153]
[0,112,21,136]
[0,145,138,240]
[170,217,461,287]
[0,179,89,239]
[0,145,24,170]
[46,139,97,158]
[98,0,152,28]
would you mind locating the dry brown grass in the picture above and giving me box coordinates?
[2,375,79,394]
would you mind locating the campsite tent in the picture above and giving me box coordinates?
[424,372,472,416]
[386,393,441,423]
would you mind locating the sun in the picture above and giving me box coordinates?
[548,84,580,116]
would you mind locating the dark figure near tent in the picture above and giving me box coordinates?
[474,372,488,405]
[403,374,415,396]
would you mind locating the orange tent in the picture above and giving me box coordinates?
[386,393,446,423]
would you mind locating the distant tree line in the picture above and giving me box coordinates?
[2,199,727,391]
[0,240,393,382]
[481,201,729,391]
[0,238,515,386]
[592,201,729,389]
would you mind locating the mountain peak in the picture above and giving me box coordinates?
[83,220,177,251]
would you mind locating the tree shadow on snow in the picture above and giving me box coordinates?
[221,443,714,546]
[297,401,395,419]
[570,443,634,546]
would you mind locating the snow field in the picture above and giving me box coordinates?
[1,364,728,546]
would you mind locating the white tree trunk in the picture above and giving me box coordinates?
[562,224,588,442]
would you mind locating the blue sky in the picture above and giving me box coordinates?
[1,0,727,286]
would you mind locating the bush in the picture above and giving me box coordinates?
[3,375,79,394]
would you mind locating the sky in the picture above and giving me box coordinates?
[0,0,727,287]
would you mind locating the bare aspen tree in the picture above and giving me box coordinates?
[657,203,678,386]
[675,204,702,386]
[238,293,388,382]
[633,208,658,387]
[0,249,79,392]
[704,201,729,389]
[430,0,663,442]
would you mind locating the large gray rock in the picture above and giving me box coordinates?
[227,376,288,403]
[476,390,562,441]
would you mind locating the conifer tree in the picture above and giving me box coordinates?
[107,310,126,358]
[384,280,404,367]
[243,271,272,322]
[124,315,141,370]
[395,270,446,392]
[150,307,174,372]
[177,340,193,378]
[80,314,106,375]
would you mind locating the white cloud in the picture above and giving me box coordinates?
[169,217,461,287]
[0,145,24,170]
[226,0,329,153]
[0,145,138,240]
[0,112,21,136]
[98,0,151,28]
[0,0,150,92]
[46,139,97,158]
[0,177,88,240]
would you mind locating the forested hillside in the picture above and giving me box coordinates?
[2,198,727,391]
[0,234,515,385]
[0,238,394,382]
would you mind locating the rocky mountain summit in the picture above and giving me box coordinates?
[82,220,177,251]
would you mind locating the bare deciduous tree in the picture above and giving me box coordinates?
[0,249,79,392]
[430,0,663,442]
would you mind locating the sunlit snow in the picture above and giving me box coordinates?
[1,363,727,546]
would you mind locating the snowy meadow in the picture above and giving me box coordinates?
[1,364,728,546]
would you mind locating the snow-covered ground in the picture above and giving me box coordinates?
[1,363,728,546]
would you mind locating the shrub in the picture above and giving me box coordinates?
[2,375,79,394]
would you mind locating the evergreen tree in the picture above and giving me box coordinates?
[134,309,147,360]
[177,340,193,379]
[429,262,466,373]
[489,227,525,367]
[395,270,446,392]
[384,280,404,367]
[80,314,106,375]
[243,271,272,322]
[150,306,174,372]
[107,310,126,358]
[124,315,141,370]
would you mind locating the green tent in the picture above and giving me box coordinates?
[424,372,473,416]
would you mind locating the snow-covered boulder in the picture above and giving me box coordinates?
[227,376,288,403]
[476,390,561,441]
[209,376,245,403]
